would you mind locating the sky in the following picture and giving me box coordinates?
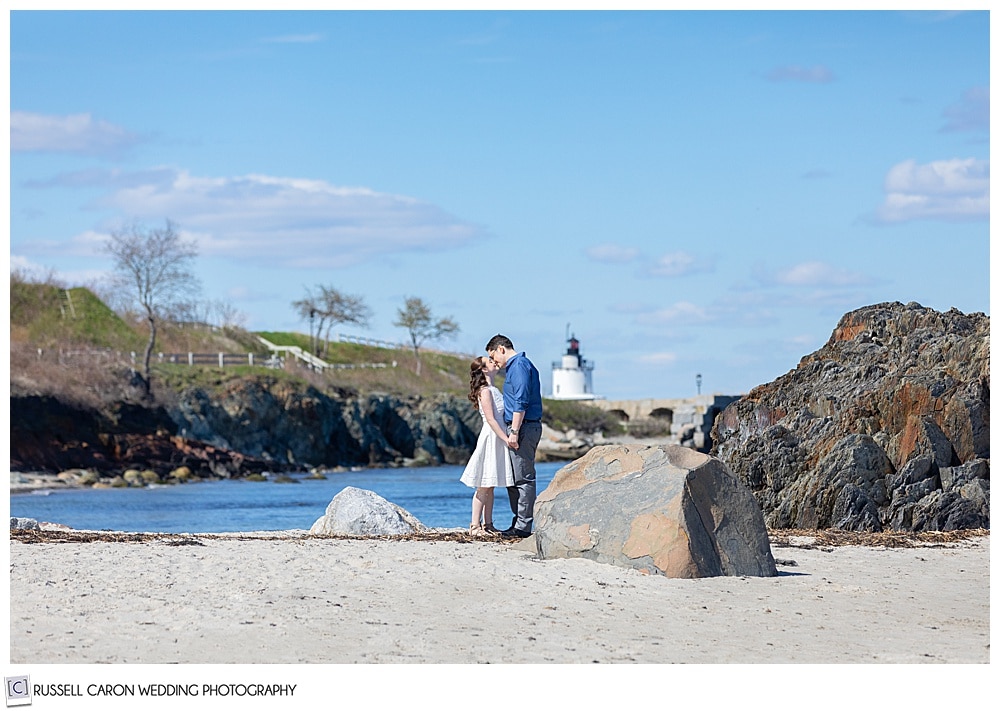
[7,7,991,401]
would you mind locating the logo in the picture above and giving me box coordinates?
[5,677,31,707]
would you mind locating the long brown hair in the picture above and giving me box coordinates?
[468,357,488,405]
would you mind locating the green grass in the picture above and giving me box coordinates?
[11,278,477,401]
[10,281,145,351]
[256,331,311,349]
[152,363,307,394]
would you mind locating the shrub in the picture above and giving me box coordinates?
[542,399,625,436]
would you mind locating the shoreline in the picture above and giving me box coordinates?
[8,436,669,494]
[9,528,989,664]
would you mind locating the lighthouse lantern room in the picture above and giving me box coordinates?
[551,330,598,400]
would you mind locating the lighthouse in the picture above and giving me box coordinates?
[551,332,598,400]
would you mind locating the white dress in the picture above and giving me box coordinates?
[460,385,515,488]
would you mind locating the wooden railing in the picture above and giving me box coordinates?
[255,336,396,372]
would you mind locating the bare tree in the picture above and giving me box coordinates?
[318,286,371,355]
[211,300,248,330]
[393,296,459,376]
[292,288,326,355]
[105,219,199,397]
[293,285,371,356]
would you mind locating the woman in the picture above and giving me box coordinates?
[460,356,515,535]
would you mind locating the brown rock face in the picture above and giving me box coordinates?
[534,445,777,578]
[9,395,272,480]
[712,301,989,532]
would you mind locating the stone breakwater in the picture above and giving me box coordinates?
[712,301,989,532]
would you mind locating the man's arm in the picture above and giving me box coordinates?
[506,358,529,450]
[507,410,524,450]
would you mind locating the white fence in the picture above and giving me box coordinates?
[256,336,397,372]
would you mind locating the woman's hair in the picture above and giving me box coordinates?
[468,357,489,405]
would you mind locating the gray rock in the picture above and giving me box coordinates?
[712,302,989,532]
[775,434,892,531]
[10,517,39,530]
[940,458,989,491]
[172,383,479,469]
[309,486,426,536]
[534,445,777,578]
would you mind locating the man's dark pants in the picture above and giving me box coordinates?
[507,421,542,533]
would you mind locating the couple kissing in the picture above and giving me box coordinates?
[459,334,542,539]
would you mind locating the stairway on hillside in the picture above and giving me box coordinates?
[59,290,77,320]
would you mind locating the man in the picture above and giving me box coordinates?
[486,334,543,539]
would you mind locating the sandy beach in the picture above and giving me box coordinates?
[8,528,989,664]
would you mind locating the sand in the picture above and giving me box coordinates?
[8,529,989,665]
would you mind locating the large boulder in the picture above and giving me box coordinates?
[534,445,777,578]
[712,302,989,532]
[309,486,426,536]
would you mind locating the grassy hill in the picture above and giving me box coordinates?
[9,276,473,399]
[10,275,622,432]
[11,281,145,352]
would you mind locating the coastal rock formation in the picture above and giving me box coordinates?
[535,423,593,462]
[309,486,426,536]
[10,394,272,482]
[172,379,480,469]
[11,380,482,477]
[712,302,989,532]
[534,444,777,578]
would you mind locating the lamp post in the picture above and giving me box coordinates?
[309,309,316,354]
[696,373,702,395]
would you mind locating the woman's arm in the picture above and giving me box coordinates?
[478,388,510,441]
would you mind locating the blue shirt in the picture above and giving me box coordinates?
[502,352,543,424]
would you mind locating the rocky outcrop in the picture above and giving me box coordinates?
[10,394,272,481]
[11,378,482,478]
[535,423,594,462]
[171,378,480,468]
[712,302,989,532]
[309,486,426,535]
[534,445,777,578]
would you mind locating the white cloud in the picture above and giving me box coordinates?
[10,253,108,285]
[11,111,140,157]
[637,301,713,326]
[874,158,989,223]
[72,169,488,267]
[646,251,716,278]
[755,261,874,288]
[20,230,110,258]
[585,243,640,263]
[765,65,835,83]
[18,230,108,257]
[10,254,43,273]
[941,86,989,133]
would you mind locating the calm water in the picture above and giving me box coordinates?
[9,462,565,534]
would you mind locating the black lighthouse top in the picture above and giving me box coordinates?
[566,336,580,357]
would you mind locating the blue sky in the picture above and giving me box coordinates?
[7,8,991,401]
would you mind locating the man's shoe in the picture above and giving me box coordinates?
[500,528,532,539]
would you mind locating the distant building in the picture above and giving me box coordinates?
[550,334,599,400]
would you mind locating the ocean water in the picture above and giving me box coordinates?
[9,462,565,534]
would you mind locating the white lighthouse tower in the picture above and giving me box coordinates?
[551,331,598,400]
